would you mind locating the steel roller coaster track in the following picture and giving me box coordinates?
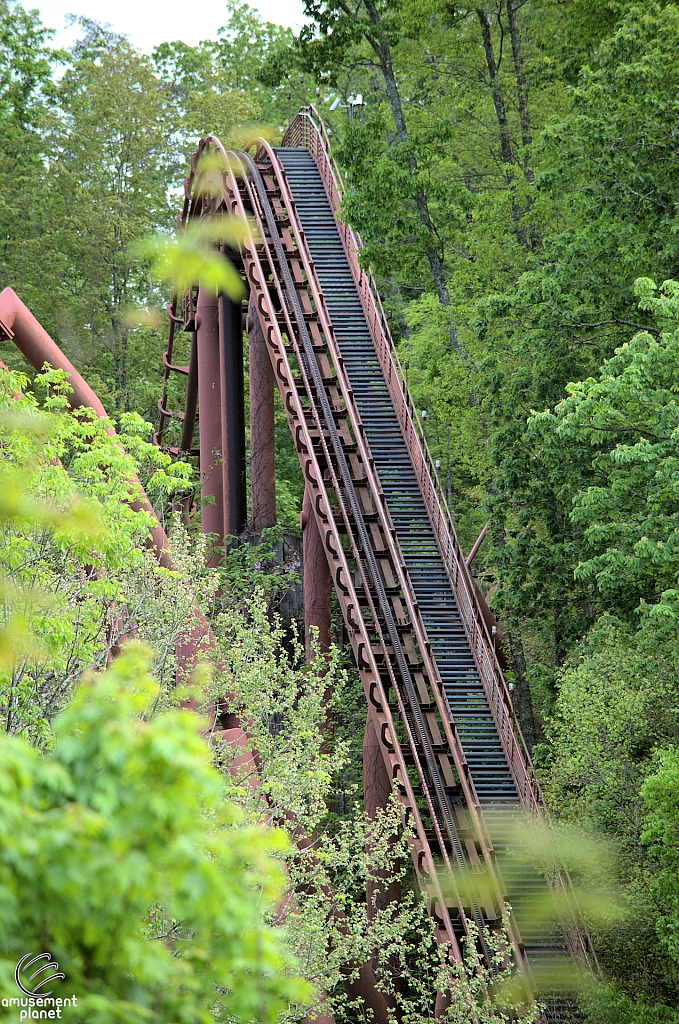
[153,107,599,1019]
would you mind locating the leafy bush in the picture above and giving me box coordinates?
[0,645,308,1024]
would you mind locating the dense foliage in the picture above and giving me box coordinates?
[0,386,308,1023]
[0,645,306,1024]
[5,0,679,1018]
[0,366,194,740]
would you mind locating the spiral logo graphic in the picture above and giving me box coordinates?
[15,953,65,998]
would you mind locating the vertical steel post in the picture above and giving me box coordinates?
[301,485,331,658]
[363,714,401,1016]
[219,292,247,537]
[178,330,199,529]
[247,296,276,531]
[363,715,401,917]
[179,331,198,454]
[196,286,224,563]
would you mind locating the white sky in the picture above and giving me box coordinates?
[28,0,307,53]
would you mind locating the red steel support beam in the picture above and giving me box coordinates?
[179,330,199,454]
[301,485,331,659]
[363,714,401,1017]
[247,296,276,531]
[466,526,508,670]
[219,292,247,537]
[363,714,400,916]
[0,287,264,760]
[196,285,224,562]
[465,522,488,567]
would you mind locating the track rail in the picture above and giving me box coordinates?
[238,144,515,960]
[223,139,488,959]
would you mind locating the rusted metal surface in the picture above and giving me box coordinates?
[157,229,247,547]
[219,292,247,537]
[155,299,199,457]
[363,713,402,1015]
[301,485,331,658]
[160,113,597,990]
[283,106,541,812]
[247,295,277,531]
[254,140,509,944]
[464,524,508,670]
[466,523,488,567]
[363,715,401,919]
[282,108,597,973]
[179,331,199,454]
[1,287,109,419]
[196,284,225,560]
[186,137,490,969]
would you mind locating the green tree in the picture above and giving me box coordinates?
[480,2,679,661]
[0,0,58,131]
[0,374,309,1023]
[0,1,62,325]
[489,273,679,692]
[154,0,298,140]
[517,278,679,1008]
[41,31,176,416]
[642,748,679,968]
[0,366,194,743]
[0,644,308,1023]
[293,0,462,327]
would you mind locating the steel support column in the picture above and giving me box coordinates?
[177,331,199,529]
[301,485,331,658]
[247,295,276,531]
[219,292,247,537]
[196,285,224,562]
[179,331,198,454]
[363,713,401,1017]
[363,715,400,917]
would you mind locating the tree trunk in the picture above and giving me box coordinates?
[506,0,541,247]
[112,330,121,412]
[476,7,513,166]
[506,0,533,177]
[476,5,527,247]
[363,0,460,351]
[506,628,538,749]
[121,326,129,412]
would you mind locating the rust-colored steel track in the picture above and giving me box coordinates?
[160,109,596,1016]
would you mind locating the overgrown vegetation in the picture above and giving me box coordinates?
[0,377,539,1023]
[4,0,679,1018]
